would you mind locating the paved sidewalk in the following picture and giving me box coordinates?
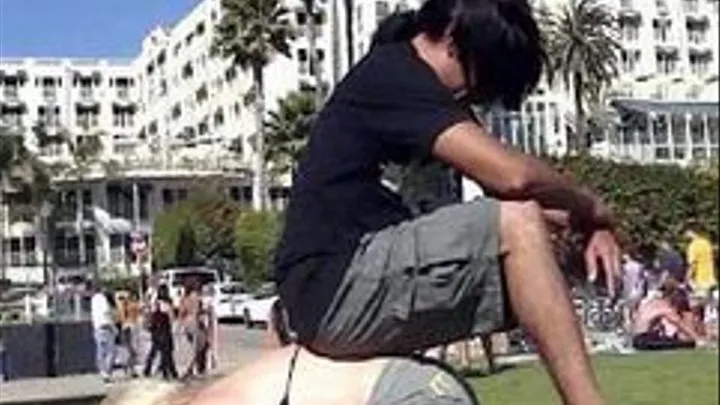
[0,374,106,405]
[0,326,264,405]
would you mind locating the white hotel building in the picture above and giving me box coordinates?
[0,0,718,284]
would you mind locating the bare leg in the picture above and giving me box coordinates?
[480,334,496,373]
[500,201,605,405]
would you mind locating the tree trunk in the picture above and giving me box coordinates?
[573,71,587,154]
[343,0,355,69]
[0,178,5,282]
[304,0,325,107]
[251,65,267,211]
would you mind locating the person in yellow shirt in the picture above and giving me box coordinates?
[685,228,717,297]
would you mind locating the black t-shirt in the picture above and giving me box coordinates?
[273,42,470,341]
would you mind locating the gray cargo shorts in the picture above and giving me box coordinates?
[368,356,480,405]
[312,199,515,358]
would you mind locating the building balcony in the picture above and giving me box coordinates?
[77,90,99,107]
[40,90,57,103]
[2,87,20,100]
[618,5,641,21]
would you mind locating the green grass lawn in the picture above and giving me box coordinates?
[471,350,719,405]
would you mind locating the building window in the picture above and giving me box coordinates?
[684,0,699,12]
[653,19,672,42]
[689,115,705,144]
[53,231,81,267]
[652,114,669,144]
[620,21,639,41]
[655,146,670,159]
[687,22,708,44]
[113,110,135,128]
[182,62,194,79]
[689,53,711,75]
[7,237,36,267]
[84,233,96,265]
[214,108,225,127]
[197,22,206,36]
[195,84,209,104]
[655,52,677,74]
[376,1,390,24]
[162,188,174,207]
[621,49,641,73]
[225,66,237,82]
[671,114,687,145]
[107,184,133,219]
[297,11,307,25]
[708,116,718,144]
[172,103,182,119]
[110,233,126,263]
[298,49,309,74]
[198,119,209,136]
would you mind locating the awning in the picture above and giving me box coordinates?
[610,99,720,117]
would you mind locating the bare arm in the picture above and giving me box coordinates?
[432,121,611,230]
[661,308,700,342]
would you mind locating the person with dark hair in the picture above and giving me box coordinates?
[179,280,209,379]
[631,279,704,351]
[143,284,179,380]
[273,1,621,404]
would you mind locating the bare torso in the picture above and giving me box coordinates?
[633,298,672,334]
[195,346,388,405]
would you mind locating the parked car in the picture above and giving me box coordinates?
[237,290,278,329]
[203,282,252,321]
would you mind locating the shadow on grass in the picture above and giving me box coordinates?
[458,363,517,378]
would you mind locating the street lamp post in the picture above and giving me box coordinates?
[39,201,54,313]
[39,200,59,377]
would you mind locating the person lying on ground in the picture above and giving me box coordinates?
[632,280,705,351]
[102,299,481,405]
[273,2,621,405]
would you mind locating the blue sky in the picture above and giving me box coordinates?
[0,0,200,58]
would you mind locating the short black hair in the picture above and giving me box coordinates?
[372,0,545,110]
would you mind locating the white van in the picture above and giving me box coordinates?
[157,267,222,308]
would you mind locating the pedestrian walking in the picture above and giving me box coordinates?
[143,284,178,380]
[118,291,141,378]
[90,281,118,383]
[179,281,210,379]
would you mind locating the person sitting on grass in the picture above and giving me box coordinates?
[102,299,481,405]
[632,279,705,351]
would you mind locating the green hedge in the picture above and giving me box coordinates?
[555,155,718,259]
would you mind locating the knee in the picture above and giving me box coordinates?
[499,200,546,244]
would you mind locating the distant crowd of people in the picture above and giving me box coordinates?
[89,278,218,383]
[621,227,718,351]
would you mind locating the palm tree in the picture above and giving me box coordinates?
[264,89,317,176]
[540,0,622,153]
[1,124,54,284]
[1,124,28,280]
[213,0,294,211]
[32,122,107,278]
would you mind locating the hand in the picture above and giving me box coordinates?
[584,230,621,297]
[542,208,571,231]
